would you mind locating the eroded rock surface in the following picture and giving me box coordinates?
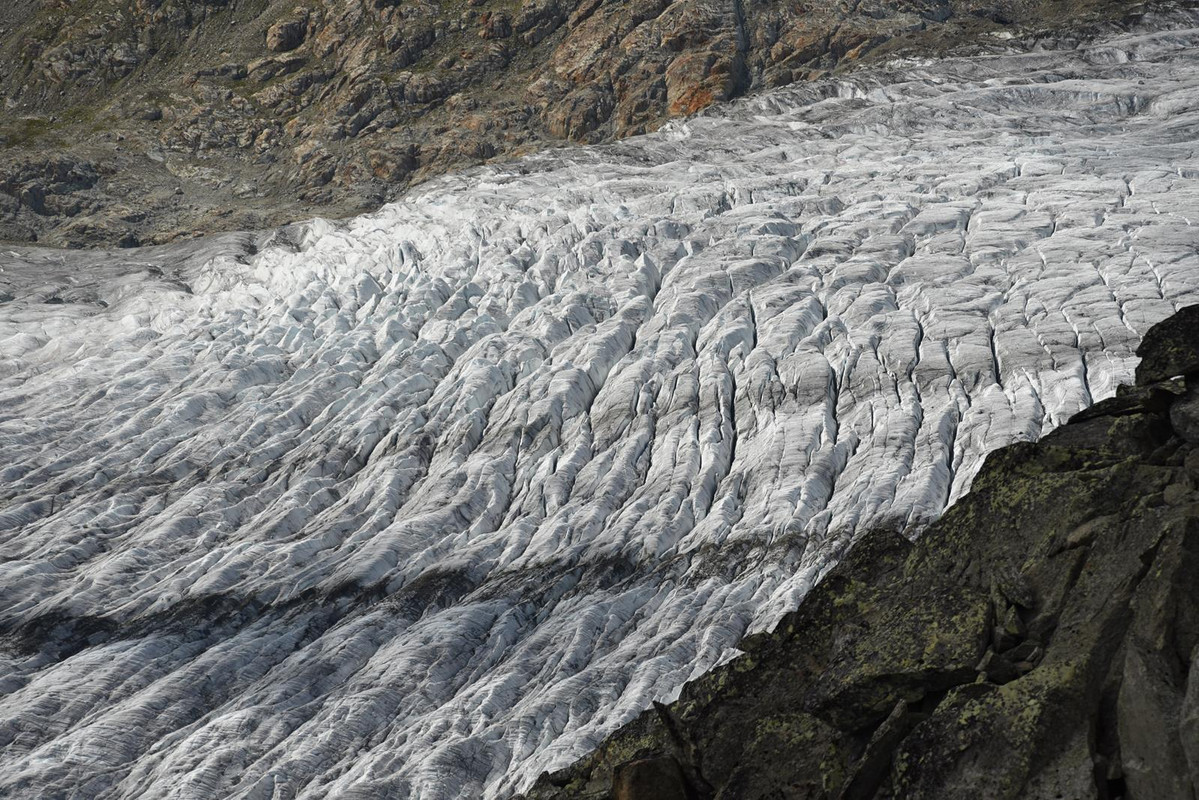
[0,0,1185,247]
[2,18,1199,800]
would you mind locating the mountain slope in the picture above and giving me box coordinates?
[0,0,1180,247]
[1,15,1199,799]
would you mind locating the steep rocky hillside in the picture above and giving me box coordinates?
[522,306,1199,800]
[0,0,1168,247]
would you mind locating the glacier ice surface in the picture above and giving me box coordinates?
[2,15,1199,799]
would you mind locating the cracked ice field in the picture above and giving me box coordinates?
[1,15,1199,799]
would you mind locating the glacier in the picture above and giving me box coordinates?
[2,15,1199,799]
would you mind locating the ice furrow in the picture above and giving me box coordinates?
[1,16,1199,800]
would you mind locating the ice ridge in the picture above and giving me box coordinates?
[1,16,1199,799]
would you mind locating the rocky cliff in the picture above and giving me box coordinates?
[0,0,1171,247]
[523,305,1199,799]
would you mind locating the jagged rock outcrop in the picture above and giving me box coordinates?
[524,305,1199,799]
[0,0,1183,247]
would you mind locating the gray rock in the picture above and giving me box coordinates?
[1182,645,1199,794]
[1172,386,1199,444]
[1118,645,1192,800]
[266,19,307,53]
[1138,306,1199,385]
[612,758,689,800]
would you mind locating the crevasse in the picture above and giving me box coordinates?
[1,16,1199,800]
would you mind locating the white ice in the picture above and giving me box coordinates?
[2,14,1199,799]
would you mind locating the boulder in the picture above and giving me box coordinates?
[612,757,690,800]
[266,19,307,53]
[1137,305,1199,384]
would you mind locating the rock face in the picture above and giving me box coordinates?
[0,0,1179,247]
[522,305,1199,799]
[266,19,308,53]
